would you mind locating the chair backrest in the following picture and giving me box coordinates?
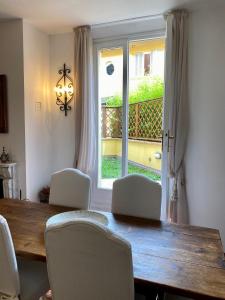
[112,174,161,220]
[0,215,20,297]
[49,168,91,209]
[45,218,134,300]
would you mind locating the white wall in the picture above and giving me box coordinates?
[49,32,75,173]
[0,20,26,198]
[23,26,75,201]
[0,25,75,201]
[186,8,225,248]
[23,21,52,201]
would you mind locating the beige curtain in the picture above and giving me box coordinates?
[164,10,189,223]
[74,26,96,175]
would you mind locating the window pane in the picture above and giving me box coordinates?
[98,47,123,188]
[128,38,165,182]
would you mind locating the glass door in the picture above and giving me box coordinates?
[96,40,128,190]
[93,35,166,214]
[91,39,127,211]
[128,39,164,182]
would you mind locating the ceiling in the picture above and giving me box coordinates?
[0,0,224,34]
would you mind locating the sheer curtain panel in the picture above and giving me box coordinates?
[74,25,96,176]
[164,10,189,223]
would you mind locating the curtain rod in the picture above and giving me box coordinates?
[91,13,163,29]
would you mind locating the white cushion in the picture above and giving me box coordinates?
[0,216,20,297]
[0,215,49,300]
[45,218,134,300]
[49,168,91,209]
[112,174,161,219]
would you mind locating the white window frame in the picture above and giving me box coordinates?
[93,30,166,191]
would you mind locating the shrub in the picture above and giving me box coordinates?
[106,76,164,107]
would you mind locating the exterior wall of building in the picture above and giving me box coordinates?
[99,38,165,100]
[99,53,123,100]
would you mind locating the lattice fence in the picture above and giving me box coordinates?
[101,98,162,141]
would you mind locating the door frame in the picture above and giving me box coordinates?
[94,38,129,188]
[92,30,167,214]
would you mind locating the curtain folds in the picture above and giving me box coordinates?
[164,10,189,223]
[73,25,96,176]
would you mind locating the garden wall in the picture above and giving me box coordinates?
[102,138,161,171]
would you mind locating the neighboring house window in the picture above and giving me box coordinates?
[144,53,151,75]
[135,52,152,76]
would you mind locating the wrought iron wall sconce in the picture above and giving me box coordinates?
[55,63,74,116]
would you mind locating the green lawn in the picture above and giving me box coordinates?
[102,156,161,181]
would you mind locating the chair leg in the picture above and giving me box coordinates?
[156,290,165,300]
[146,289,165,300]
[135,282,164,300]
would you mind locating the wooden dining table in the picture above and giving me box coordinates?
[0,198,225,299]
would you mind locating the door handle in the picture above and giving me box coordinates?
[167,130,175,152]
[158,130,174,153]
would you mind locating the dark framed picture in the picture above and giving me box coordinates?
[0,75,8,133]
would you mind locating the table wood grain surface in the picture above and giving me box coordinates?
[0,198,225,299]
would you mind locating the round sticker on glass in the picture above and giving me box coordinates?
[106,63,114,75]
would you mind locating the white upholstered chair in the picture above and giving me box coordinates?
[44,218,134,300]
[112,174,161,220]
[0,215,49,300]
[49,168,91,209]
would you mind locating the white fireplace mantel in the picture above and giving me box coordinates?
[0,163,18,199]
